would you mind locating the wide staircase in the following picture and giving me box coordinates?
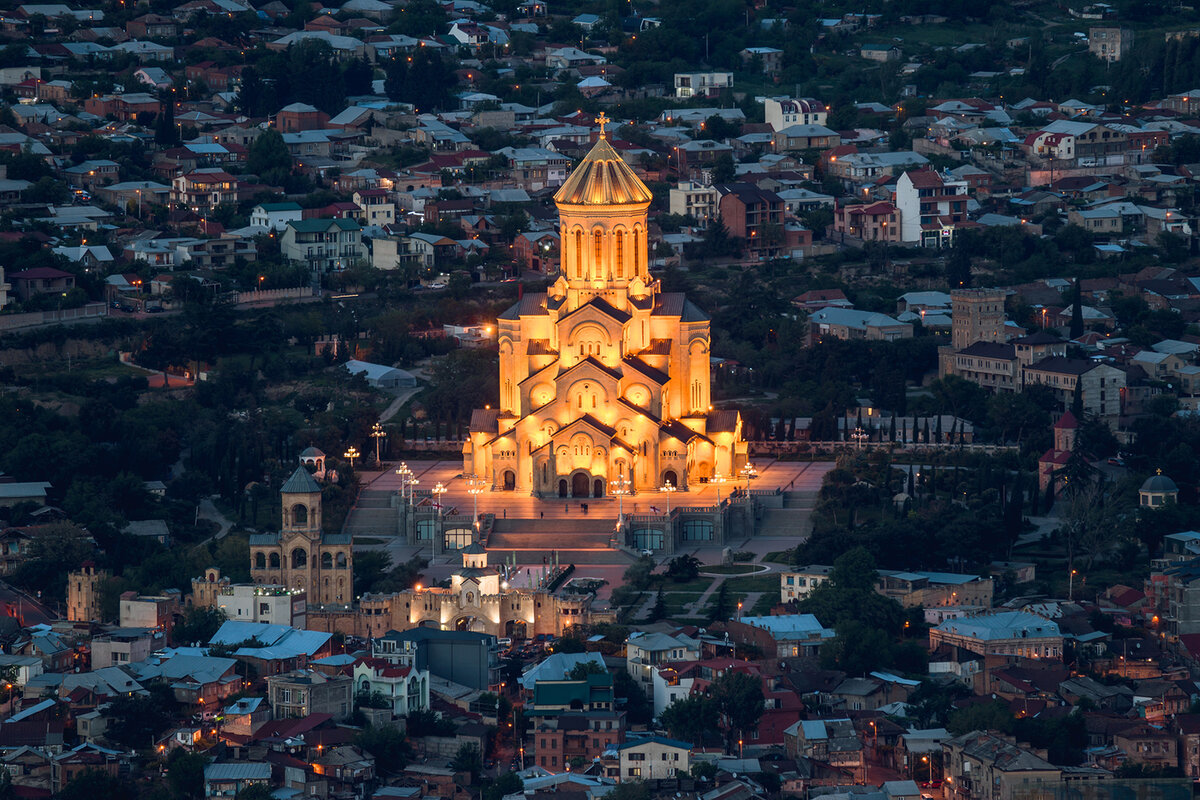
[755,489,818,541]
[343,489,399,539]
[487,517,634,565]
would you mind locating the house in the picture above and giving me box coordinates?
[673,72,733,99]
[832,202,899,242]
[626,632,701,691]
[204,762,270,798]
[773,124,841,153]
[8,267,75,301]
[352,657,430,716]
[784,718,864,782]
[740,46,783,74]
[266,669,353,721]
[929,611,1062,658]
[860,44,901,61]
[808,307,913,343]
[717,614,835,659]
[353,189,395,226]
[942,731,1066,800]
[764,98,828,131]
[281,218,366,276]
[714,182,787,259]
[1020,357,1125,418]
[250,202,303,231]
[616,736,691,781]
[171,169,237,211]
[895,170,970,247]
[1089,27,1132,62]
[276,103,330,133]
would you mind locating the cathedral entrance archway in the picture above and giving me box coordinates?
[663,470,678,488]
[503,470,516,490]
[505,620,527,639]
[558,479,568,497]
[593,478,604,498]
[571,472,589,498]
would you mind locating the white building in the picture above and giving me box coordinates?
[764,98,828,132]
[625,632,700,691]
[673,71,733,99]
[894,169,969,247]
[249,202,303,231]
[353,642,430,717]
[668,181,717,224]
[616,736,691,781]
[213,584,307,628]
[781,565,834,603]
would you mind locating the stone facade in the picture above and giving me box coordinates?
[249,467,353,606]
[464,123,746,497]
[67,562,108,623]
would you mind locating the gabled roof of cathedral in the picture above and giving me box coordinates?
[470,408,500,433]
[498,292,547,320]
[518,360,558,388]
[281,466,321,495]
[622,355,669,386]
[559,295,631,325]
[249,533,280,545]
[707,409,740,433]
[620,396,661,424]
[558,413,617,438]
[661,418,712,445]
[558,355,623,382]
[652,292,709,322]
[553,136,654,207]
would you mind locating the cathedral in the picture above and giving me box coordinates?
[249,466,353,605]
[465,118,746,497]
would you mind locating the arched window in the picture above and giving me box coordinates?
[254,552,265,569]
[269,552,280,569]
[321,552,333,569]
[292,504,308,526]
[593,229,603,272]
[615,231,624,278]
[574,229,583,277]
[336,552,348,569]
[291,548,307,569]
[633,228,642,273]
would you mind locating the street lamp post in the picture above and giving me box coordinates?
[432,482,447,521]
[343,446,360,469]
[739,463,758,495]
[659,481,677,515]
[370,422,386,464]
[711,473,728,504]
[610,473,631,527]
[395,463,417,506]
[466,475,487,528]
[1069,568,1078,601]
[851,426,869,450]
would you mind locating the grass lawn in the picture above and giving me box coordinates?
[750,592,778,615]
[658,576,714,593]
[725,574,781,593]
[701,564,760,575]
[662,592,706,616]
[763,551,793,564]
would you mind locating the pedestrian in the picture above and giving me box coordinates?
[503,509,507,519]
[540,511,544,519]
[565,502,568,514]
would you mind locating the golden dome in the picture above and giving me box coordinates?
[554,137,653,207]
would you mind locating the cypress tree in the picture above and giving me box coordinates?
[1071,379,1084,418]
[1070,279,1084,339]
[889,415,897,442]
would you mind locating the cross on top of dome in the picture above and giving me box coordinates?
[595,112,610,138]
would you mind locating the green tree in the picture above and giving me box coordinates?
[1070,279,1084,339]
[451,742,484,784]
[605,781,651,800]
[55,770,129,800]
[167,749,207,798]
[482,772,523,800]
[623,555,656,591]
[664,554,701,582]
[711,152,736,183]
[247,129,293,186]
[710,670,764,752]
[650,586,667,621]
[354,725,412,775]
[706,582,734,622]
[12,521,94,601]
[102,684,178,747]
[172,606,226,646]
[659,693,718,746]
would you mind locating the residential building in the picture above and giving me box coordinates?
[715,182,788,258]
[1020,358,1126,417]
[626,632,701,690]
[740,46,783,74]
[353,189,395,226]
[171,169,237,212]
[784,718,864,782]
[352,656,430,716]
[276,102,330,132]
[764,98,828,131]
[673,72,733,99]
[929,611,1063,658]
[8,267,75,301]
[719,614,835,659]
[895,169,969,247]
[210,583,307,627]
[281,218,367,277]
[1089,27,1133,62]
[772,124,841,152]
[808,307,913,343]
[91,628,156,667]
[832,202,899,241]
[204,763,270,798]
[250,202,303,231]
[780,565,834,603]
[266,669,353,721]
[616,736,691,781]
[380,628,499,690]
[120,591,181,631]
[668,182,718,225]
[942,731,1063,800]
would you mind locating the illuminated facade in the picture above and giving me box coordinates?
[249,467,353,605]
[465,118,746,497]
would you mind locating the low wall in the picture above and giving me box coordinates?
[0,302,109,332]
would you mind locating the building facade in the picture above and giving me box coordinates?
[249,467,353,606]
[464,127,746,497]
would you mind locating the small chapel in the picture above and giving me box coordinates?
[464,116,746,497]
[249,465,353,605]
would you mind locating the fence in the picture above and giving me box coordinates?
[0,302,108,332]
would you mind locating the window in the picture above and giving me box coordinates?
[594,230,603,269]
[574,230,582,277]
[615,232,624,278]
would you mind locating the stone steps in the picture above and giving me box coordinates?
[344,490,399,538]
[487,519,632,564]
[757,508,811,540]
